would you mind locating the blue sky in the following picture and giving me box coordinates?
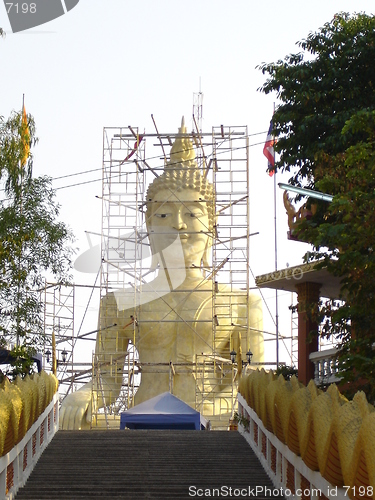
[1,0,374,364]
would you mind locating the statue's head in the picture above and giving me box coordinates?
[145,118,215,271]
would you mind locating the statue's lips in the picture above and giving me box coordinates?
[152,232,189,239]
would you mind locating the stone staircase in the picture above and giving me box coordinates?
[16,430,281,499]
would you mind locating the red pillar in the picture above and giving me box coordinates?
[296,282,321,386]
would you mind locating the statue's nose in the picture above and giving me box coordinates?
[173,211,187,230]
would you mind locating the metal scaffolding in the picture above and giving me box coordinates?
[42,282,99,402]
[43,283,74,399]
[195,125,251,426]
[43,116,254,430]
[290,292,298,368]
[89,119,251,429]
[93,127,146,424]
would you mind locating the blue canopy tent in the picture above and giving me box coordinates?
[120,392,207,430]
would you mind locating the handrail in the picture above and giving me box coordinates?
[0,392,59,500]
[237,393,347,500]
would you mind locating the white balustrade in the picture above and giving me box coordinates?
[237,393,346,500]
[0,392,59,500]
[309,348,342,386]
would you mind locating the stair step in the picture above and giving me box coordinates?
[16,430,282,499]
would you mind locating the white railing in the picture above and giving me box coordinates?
[0,392,59,500]
[237,393,346,500]
[309,348,342,386]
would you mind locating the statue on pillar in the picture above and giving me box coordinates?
[60,118,264,429]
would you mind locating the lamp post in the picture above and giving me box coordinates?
[230,349,253,366]
[45,349,51,364]
[45,348,68,368]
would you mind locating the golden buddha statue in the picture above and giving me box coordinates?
[60,118,264,429]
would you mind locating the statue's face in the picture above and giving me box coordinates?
[148,189,210,268]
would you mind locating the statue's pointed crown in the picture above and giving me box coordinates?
[167,116,196,167]
[146,116,215,231]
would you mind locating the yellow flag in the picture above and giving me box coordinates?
[21,105,30,167]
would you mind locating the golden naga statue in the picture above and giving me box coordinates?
[60,118,264,430]
[283,191,317,239]
[239,369,375,491]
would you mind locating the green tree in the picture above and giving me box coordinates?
[0,110,74,377]
[258,12,375,186]
[305,111,375,400]
[258,12,375,401]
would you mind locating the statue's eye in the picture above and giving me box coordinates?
[188,211,203,218]
[155,213,169,218]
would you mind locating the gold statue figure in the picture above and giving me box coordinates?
[60,118,264,429]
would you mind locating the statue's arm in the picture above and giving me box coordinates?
[59,383,93,430]
[247,293,264,364]
[231,293,264,374]
[94,293,132,410]
[59,293,132,430]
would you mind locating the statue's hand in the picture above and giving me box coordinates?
[59,386,94,430]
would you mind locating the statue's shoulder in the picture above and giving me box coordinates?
[99,291,119,328]
[100,291,117,308]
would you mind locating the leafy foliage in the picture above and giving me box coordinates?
[233,411,249,430]
[0,110,74,377]
[275,364,298,381]
[258,12,375,187]
[304,111,375,400]
[258,13,375,401]
[0,176,74,345]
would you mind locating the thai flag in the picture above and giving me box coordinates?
[263,120,275,177]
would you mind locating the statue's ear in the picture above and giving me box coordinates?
[202,213,216,271]
[202,238,212,270]
[146,216,160,271]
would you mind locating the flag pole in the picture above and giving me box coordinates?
[16,94,25,348]
[273,102,279,369]
[274,153,279,369]
[263,107,280,369]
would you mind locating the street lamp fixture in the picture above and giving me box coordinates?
[278,182,333,203]
[246,350,253,365]
[61,349,68,364]
[45,349,51,364]
[230,349,253,366]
